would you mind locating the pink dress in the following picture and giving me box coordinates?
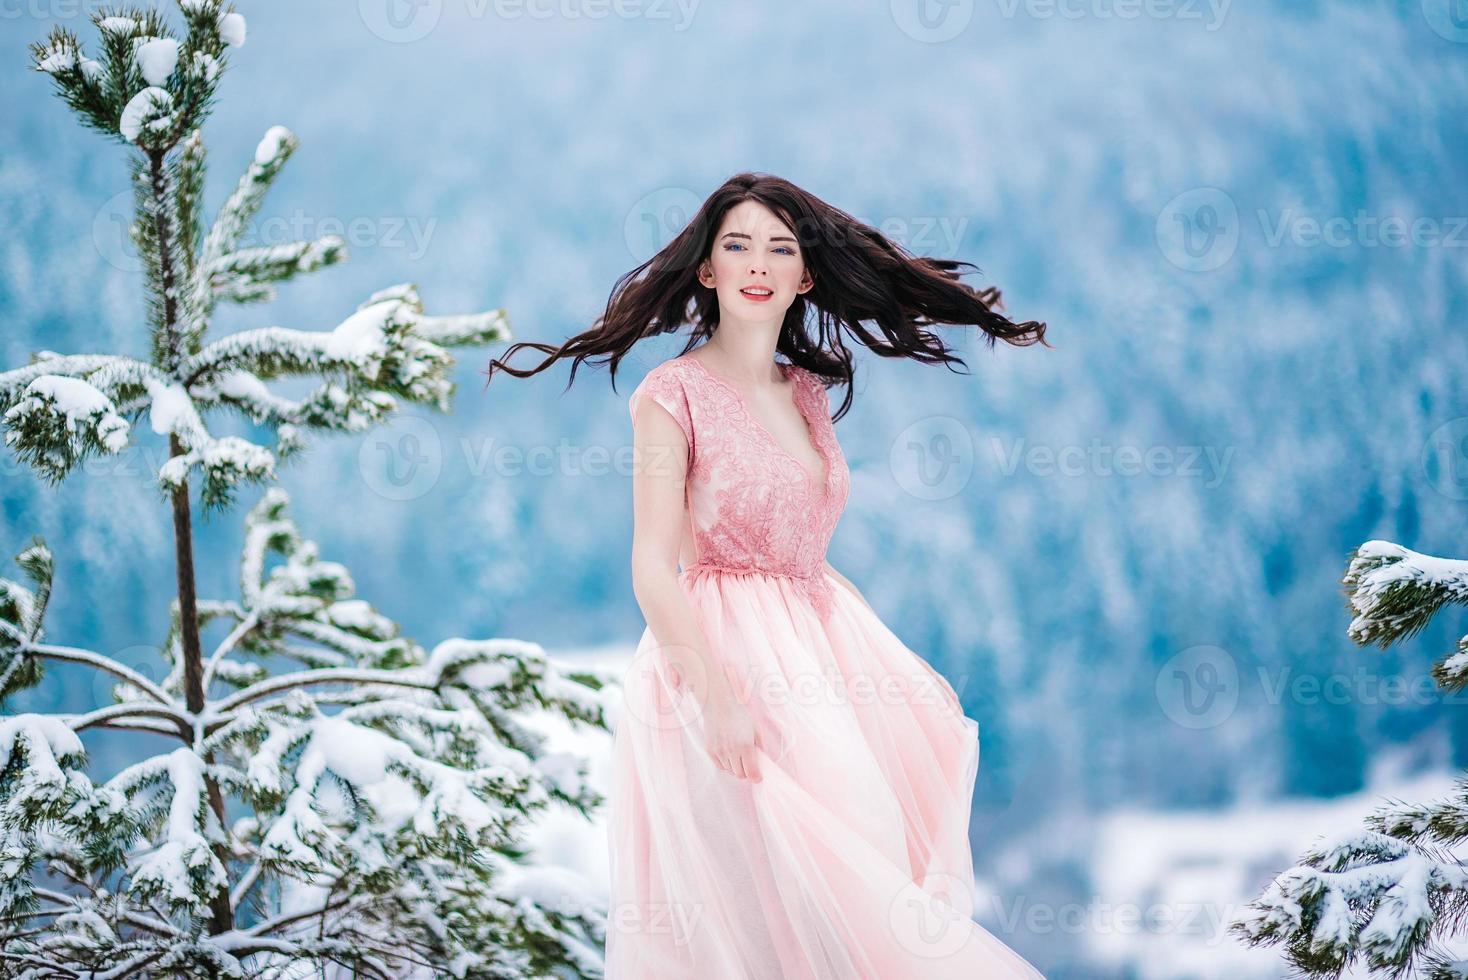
[606,355,1046,980]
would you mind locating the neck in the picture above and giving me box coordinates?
[697,327,783,385]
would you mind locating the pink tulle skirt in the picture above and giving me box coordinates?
[605,567,1046,979]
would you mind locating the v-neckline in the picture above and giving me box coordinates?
[683,355,829,490]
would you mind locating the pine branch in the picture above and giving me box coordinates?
[23,642,176,705]
[1344,540,1468,652]
[1235,538,1468,978]
[193,125,299,314]
[200,235,346,298]
[213,666,437,714]
[64,701,191,740]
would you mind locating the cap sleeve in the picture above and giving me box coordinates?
[628,360,695,454]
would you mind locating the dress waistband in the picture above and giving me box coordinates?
[679,560,835,620]
[681,559,821,581]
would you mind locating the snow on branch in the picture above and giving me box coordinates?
[1235,539,1468,978]
[116,748,230,916]
[1344,539,1468,691]
[194,124,299,312]
[199,235,346,308]
[0,714,87,816]
[1232,821,1468,974]
[0,361,145,483]
[181,283,508,414]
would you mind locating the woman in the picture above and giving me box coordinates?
[486,173,1050,979]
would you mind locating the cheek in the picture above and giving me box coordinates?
[709,248,741,279]
[778,266,806,291]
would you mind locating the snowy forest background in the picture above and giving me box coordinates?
[3,1,1467,977]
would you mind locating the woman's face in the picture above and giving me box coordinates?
[700,199,812,318]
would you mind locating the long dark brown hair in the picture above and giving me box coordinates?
[481,172,1050,421]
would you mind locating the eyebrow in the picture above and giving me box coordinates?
[720,231,798,244]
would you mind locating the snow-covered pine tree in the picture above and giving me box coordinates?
[1,491,614,978]
[2,4,614,977]
[1230,540,1468,979]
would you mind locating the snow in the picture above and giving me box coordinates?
[134,37,179,86]
[97,15,137,33]
[1358,854,1434,958]
[37,45,76,74]
[323,302,395,363]
[511,644,627,902]
[312,716,500,830]
[497,862,599,916]
[207,436,274,473]
[255,124,293,166]
[1344,540,1468,649]
[119,86,173,142]
[191,49,220,83]
[164,748,206,843]
[0,714,85,793]
[16,374,110,421]
[157,435,276,491]
[325,599,387,633]
[128,748,229,910]
[4,374,130,452]
[146,378,198,437]
[532,750,587,799]
[79,58,105,83]
[1087,759,1468,979]
[207,368,273,403]
[218,11,247,48]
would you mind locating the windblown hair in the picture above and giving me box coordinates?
[482,172,1050,421]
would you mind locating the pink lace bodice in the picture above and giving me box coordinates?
[628,355,851,619]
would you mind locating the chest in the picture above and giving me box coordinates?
[737,384,828,486]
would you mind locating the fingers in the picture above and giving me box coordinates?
[708,744,763,782]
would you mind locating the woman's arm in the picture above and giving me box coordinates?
[629,397,726,695]
[631,398,766,782]
[823,559,875,613]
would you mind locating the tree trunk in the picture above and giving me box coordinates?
[151,149,234,936]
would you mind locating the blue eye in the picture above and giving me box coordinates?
[724,242,797,255]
